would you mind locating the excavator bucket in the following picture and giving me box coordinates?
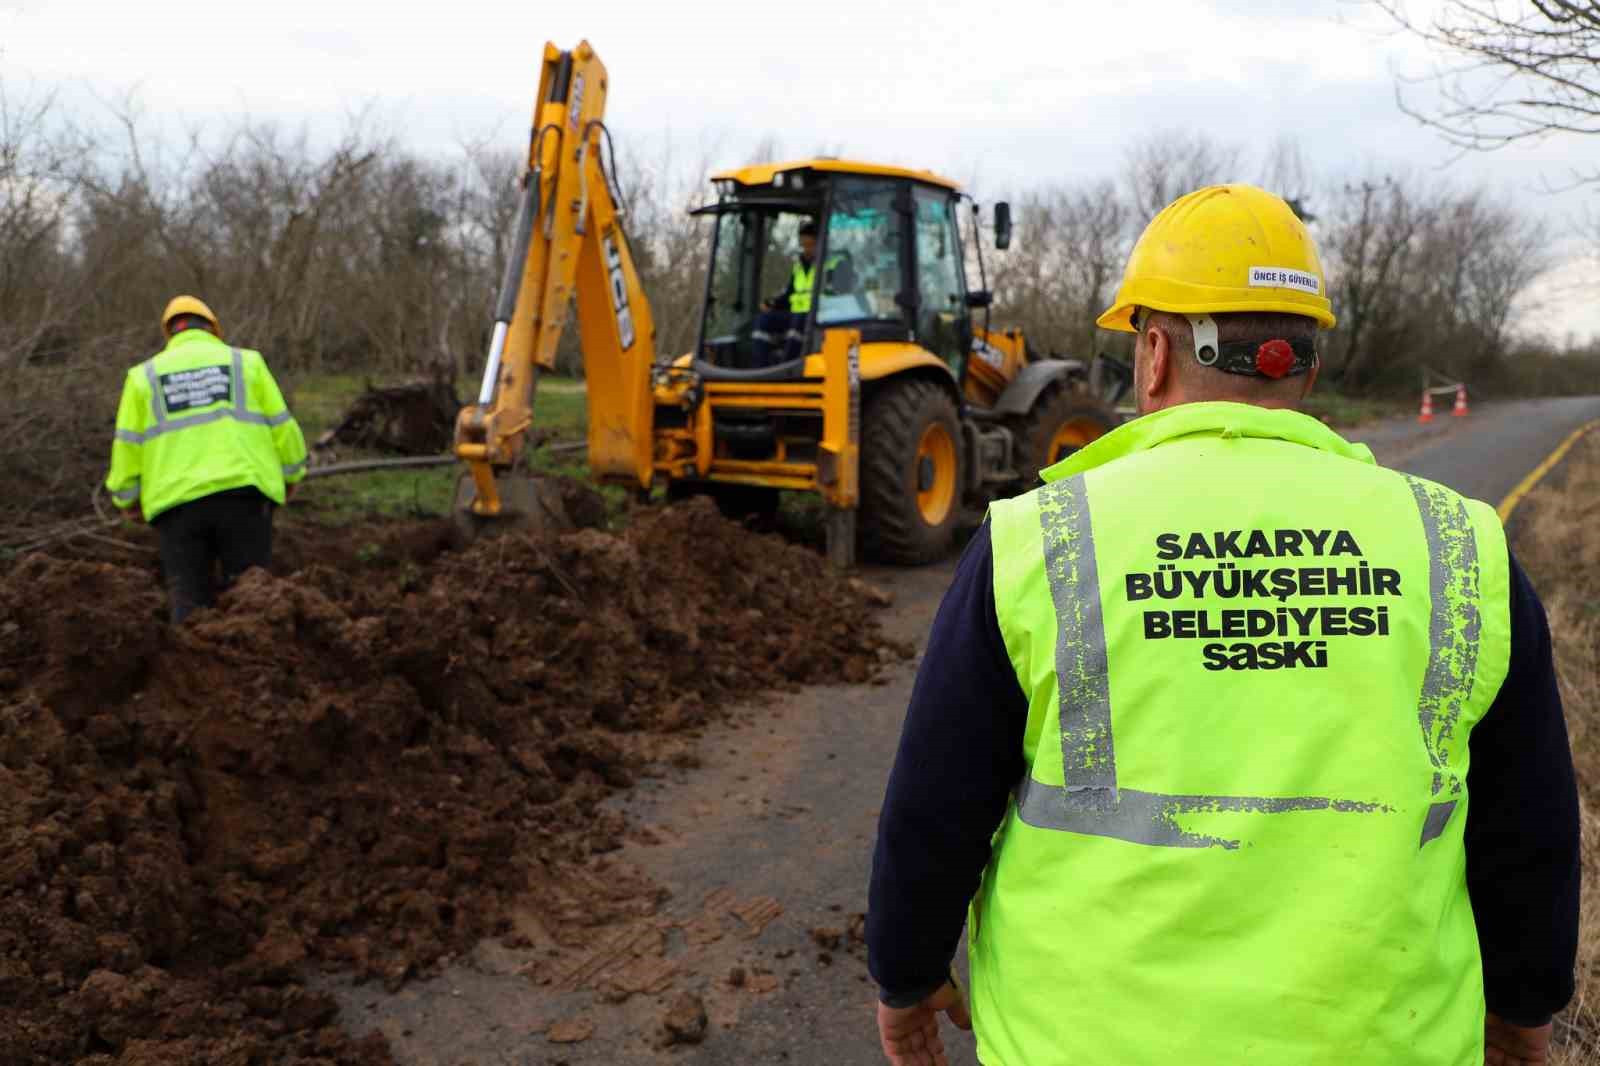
[450,471,573,546]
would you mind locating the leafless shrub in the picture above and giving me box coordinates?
[0,94,1580,537]
[989,179,1131,359]
[988,132,1558,390]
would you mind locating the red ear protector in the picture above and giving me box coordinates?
[1254,339,1297,379]
[1133,309,1317,378]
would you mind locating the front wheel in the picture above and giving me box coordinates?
[860,378,963,564]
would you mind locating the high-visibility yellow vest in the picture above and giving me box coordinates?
[106,330,308,520]
[973,401,1510,1066]
[788,255,845,314]
[790,259,817,314]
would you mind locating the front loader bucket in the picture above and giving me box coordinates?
[451,472,574,547]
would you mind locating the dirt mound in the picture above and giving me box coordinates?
[311,378,461,457]
[0,498,908,1064]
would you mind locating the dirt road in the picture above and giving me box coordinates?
[331,396,1600,1066]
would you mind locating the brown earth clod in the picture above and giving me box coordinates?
[0,494,899,1064]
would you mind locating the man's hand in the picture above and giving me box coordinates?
[876,980,970,1065]
[120,507,144,525]
[285,482,298,503]
[1485,1012,1553,1065]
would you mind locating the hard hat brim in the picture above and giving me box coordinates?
[1098,288,1337,333]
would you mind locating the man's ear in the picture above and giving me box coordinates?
[1300,360,1320,400]
[1143,325,1173,408]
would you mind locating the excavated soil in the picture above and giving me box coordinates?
[0,498,907,1064]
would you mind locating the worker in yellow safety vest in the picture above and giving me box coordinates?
[867,185,1579,1065]
[753,220,856,366]
[106,296,308,622]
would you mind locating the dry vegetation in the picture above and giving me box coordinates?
[1510,430,1600,1064]
[3,79,1598,542]
[991,133,1600,397]
[0,89,710,539]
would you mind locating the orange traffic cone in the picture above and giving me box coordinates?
[1451,384,1469,417]
[1419,390,1434,423]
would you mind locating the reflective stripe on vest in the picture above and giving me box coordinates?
[971,403,1509,1066]
[123,348,292,443]
[1013,471,1479,849]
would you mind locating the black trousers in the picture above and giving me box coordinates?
[152,488,274,623]
[751,308,804,366]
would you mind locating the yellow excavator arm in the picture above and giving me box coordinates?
[454,40,658,516]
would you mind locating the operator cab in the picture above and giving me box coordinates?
[692,160,974,380]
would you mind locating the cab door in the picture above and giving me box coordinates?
[910,185,970,377]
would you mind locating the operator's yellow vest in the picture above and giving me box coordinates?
[973,401,1510,1066]
[788,255,841,314]
[789,259,816,313]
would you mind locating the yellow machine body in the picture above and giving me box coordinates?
[456,41,1126,563]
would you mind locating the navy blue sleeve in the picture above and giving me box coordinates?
[1465,549,1580,1027]
[867,522,1027,1004]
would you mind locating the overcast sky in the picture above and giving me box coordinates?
[4,0,1597,340]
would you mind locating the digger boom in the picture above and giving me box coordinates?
[453,40,658,516]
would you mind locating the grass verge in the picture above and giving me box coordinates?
[1509,430,1600,1064]
[282,373,595,527]
[284,372,588,442]
[1302,391,1410,428]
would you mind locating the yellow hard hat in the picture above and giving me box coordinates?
[161,295,222,339]
[1097,184,1336,332]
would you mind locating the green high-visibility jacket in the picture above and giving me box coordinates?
[789,258,817,314]
[973,401,1509,1066]
[106,330,308,521]
[787,255,845,314]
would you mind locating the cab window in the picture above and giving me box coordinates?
[913,186,966,369]
[819,178,905,328]
[702,207,815,366]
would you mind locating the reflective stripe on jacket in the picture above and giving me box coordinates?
[106,330,308,520]
[971,401,1510,1066]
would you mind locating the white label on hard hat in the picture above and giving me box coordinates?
[1248,266,1321,295]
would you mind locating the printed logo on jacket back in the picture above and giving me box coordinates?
[159,366,232,414]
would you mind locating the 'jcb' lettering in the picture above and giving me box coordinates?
[603,231,636,350]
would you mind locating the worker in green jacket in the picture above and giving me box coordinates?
[106,295,308,622]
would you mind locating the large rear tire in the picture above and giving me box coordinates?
[860,378,962,564]
[1016,384,1117,487]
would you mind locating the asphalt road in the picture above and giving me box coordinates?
[331,396,1600,1066]
[1350,395,1600,514]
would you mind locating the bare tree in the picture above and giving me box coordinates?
[1257,136,1319,219]
[1123,130,1244,220]
[0,81,90,367]
[1321,176,1435,387]
[1374,0,1600,182]
[1321,173,1552,390]
[990,179,1135,357]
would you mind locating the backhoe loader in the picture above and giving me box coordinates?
[454,40,1129,565]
